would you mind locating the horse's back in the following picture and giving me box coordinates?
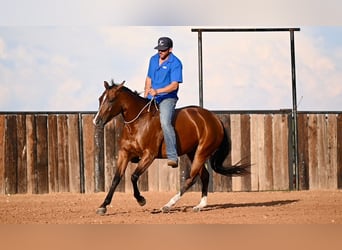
[175,105,222,126]
[174,106,224,154]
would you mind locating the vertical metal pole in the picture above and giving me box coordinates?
[78,113,85,193]
[197,30,204,107]
[290,30,299,190]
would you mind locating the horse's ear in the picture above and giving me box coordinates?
[117,80,126,90]
[104,81,110,89]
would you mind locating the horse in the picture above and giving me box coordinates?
[93,80,249,215]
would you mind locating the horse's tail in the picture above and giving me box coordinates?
[209,122,250,176]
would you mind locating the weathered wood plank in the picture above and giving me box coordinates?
[230,114,242,191]
[148,158,160,191]
[94,125,105,192]
[297,114,309,190]
[68,114,81,193]
[26,115,37,194]
[82,114,95,193]
[57,115,69,192]
[104,119,116,191]
[0,115,5,194]
[308,114,319,189]
[317,115,328,189]
[5,115,18,194]
[250,114,265,191]
[213,114,232,192]
[157,159,179,192]
[326,114,338,189]
[36,115,49,194]
[272,114,290,190]
[48,115,58,192]
[337,114,342,189]
[240,114,251,191]
[264,114,274,190]
[16,114,27,194]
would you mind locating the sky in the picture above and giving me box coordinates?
[0,0,341,112]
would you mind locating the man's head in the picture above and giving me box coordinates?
[154,37,173,51]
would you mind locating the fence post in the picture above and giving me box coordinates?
[94,125,105,192]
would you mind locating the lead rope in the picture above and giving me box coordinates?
[123,97,158,124]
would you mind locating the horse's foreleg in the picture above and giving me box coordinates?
[131,173,146,206]
[131,156,154,206]
[96,154,129,215]
[97,173,122,215]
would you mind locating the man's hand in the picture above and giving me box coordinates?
[149,88,158,96]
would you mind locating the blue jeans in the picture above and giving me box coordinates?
[159,98,178,162]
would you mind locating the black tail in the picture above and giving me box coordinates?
[209,122,250,176]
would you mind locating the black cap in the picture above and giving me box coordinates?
[154,37,173,50]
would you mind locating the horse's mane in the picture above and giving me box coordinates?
[110,79,144,97]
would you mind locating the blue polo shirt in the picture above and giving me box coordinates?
[147,52,183,103]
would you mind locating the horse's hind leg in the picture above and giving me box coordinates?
[193,164,209,212]
[161,155,204,213]
[160,176,198,213]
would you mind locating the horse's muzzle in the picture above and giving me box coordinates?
[93,114,103,126]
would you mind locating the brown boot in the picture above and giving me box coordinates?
[167,160,178,168]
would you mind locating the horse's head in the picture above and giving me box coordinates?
[93,80,125,126]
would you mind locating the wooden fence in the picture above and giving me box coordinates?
[0,111,341,194]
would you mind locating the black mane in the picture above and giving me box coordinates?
[110,79,143,97]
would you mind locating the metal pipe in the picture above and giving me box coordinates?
[197,30,204,108]
[290,29,300,190]
[78,113,85,193]
[191,28,300,33]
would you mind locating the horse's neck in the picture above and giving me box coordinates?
[121,93,151,122]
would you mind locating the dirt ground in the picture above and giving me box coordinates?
[1,190,342,224]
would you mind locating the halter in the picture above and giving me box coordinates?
[123,97,158,124]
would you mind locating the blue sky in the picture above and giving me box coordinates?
[0,1,341,111]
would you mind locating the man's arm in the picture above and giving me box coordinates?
[144,77,152,98]
[149,81,179,96]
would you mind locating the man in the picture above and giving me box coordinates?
[144,37,183,168]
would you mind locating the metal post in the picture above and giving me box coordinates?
[78,113,85,193]
[290,29,299,190]
[197,30,204,108]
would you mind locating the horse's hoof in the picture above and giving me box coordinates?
[193,206,201,212]
[137,196,146,206]
[161,206,171,213]
[96,207,107,215]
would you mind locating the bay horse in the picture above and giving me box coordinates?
[93,80,249,215]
